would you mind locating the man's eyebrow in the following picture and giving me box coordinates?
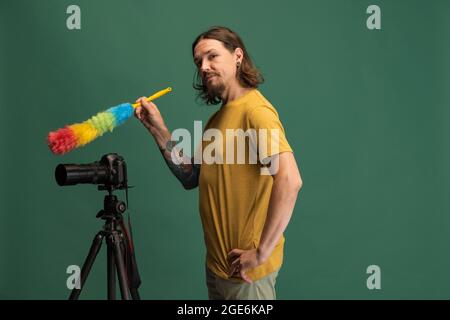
[194,49,215,63]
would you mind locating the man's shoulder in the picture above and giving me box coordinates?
[251,89,272,106]
[251,89,278,108]
[244,90,279,117]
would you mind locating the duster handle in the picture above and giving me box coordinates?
[131,87,172,108]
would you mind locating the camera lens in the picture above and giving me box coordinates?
[55,163,109,186]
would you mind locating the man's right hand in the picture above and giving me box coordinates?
[134,97,171,148]
[134,97,166,133]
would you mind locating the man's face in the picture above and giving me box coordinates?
[193,39,242,98]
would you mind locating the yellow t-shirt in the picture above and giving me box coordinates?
[198,89,293,282]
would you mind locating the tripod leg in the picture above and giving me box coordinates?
[109,232,131,300]
[69,232,104,300]
[130,288,141,300]
[120,228,141,300]
[107,245,116,300]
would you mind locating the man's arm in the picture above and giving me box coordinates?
[228,152,302,283]
[159,141,200,190]
[257,152,302,258]
[134,97,200,190]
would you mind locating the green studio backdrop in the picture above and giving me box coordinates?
[0,0,449,299]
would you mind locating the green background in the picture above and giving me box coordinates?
[1,0,449,299]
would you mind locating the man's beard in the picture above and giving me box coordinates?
[204,76,225,101]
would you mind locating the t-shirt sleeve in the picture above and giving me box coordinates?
[248,105,293,162]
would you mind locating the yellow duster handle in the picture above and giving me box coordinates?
[131,87,172,108]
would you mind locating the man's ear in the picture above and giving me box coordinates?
[234,47,244,63]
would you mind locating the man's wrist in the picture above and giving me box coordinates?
[256,246,272,264]
[150,125,171,149]
[160,140,176,153]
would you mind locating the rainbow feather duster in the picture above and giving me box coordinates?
[47,87,172,155]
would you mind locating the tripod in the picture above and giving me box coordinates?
[69,189,141,300]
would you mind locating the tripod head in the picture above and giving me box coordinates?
[96,192,127,220]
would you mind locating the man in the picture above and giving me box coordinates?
[134,26,302,300]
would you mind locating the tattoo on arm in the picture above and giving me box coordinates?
[160,146,200,190]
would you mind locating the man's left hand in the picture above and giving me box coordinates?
[227,248,267,284]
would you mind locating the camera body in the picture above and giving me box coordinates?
[55,153,128,190]
[99,153,127,189]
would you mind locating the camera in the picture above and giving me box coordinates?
[55,153,127,189]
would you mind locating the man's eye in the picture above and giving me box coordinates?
[209,54,217,59]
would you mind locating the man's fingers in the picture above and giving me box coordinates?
[240,270,252,284]
[147,101,158,112]
[134,106,142,119]
[231,257,240,268]
[136,97,158,112]
[227,249,242,260]
[229,263,240,277]
[134,97,148,109]
[139,98,151,109]
[135,96,147,104]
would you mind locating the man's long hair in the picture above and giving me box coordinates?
[192,26,264,105]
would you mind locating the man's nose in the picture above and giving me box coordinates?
[200,59,211,73]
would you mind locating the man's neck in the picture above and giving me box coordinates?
[221,84,252,106]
